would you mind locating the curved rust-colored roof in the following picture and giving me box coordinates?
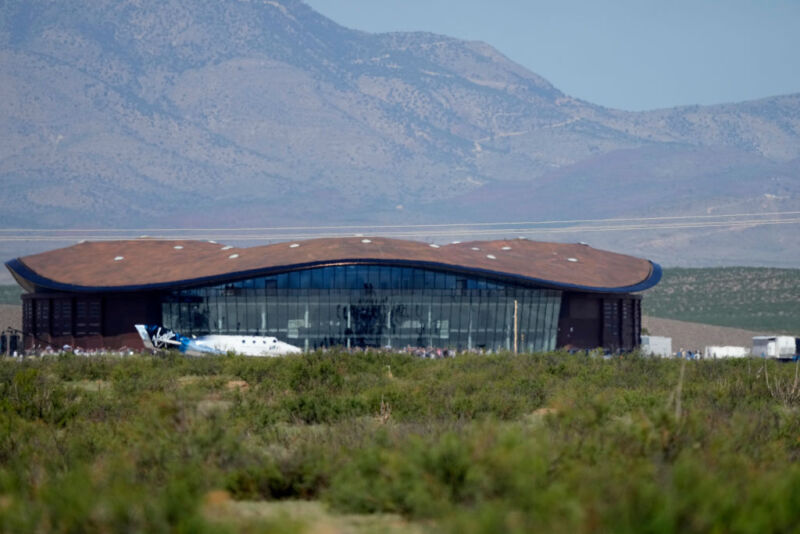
[6,237,660,293]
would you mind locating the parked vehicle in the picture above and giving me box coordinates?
[640,335,672,358]
[703,345,748,359]
[751,336,797,360]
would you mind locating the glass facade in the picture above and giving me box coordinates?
[161,265,561,352]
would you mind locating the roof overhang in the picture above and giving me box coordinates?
[6,237,662,295]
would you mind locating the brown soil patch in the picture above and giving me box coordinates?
[203,499,422,534]
[68,380,109,392]
[225,380,250,392]
[0,305,20,331]
[203,490,232,507]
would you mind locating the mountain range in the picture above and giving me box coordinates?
[1,0,799,276]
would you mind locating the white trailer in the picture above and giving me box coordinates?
[751,336,797,359]
[641,335,672,358]
[703,345,748,359]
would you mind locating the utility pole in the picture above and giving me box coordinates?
[513,299,518,354]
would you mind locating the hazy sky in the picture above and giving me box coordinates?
[305,0,800,111]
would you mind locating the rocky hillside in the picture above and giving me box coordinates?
[1,0,799,267]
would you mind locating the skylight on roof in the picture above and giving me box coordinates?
[486,254,496,260]
[114,256,124,261]
[228,254,239,259]
[290,243,300,248]
[221,245,233,251]
[361,239,371,244]
[173,245,184,250]
[429,244,440,248]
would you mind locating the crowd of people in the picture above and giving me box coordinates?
[11,343,470,359]
[6,344,138,358]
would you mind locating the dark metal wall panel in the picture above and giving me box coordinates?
[34,299,50,338]
[18,292,156,350]
[51,298,73,337]
[558,293,642,352]
[22,299,34,336]
[602,299,621,350]
[103,293,161,338]
[75,298,102,336]
[557,293,602,349]
[621,299,635,351]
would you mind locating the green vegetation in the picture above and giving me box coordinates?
[2,350,800,533]
[643,267,800,334]
[0,285,22,306]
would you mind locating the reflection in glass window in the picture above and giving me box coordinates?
[162,265,561,352]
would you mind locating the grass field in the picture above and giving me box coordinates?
[2,350,800,533]
[642,267,800,334]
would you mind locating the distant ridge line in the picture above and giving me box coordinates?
[0,217,799,242]
[1,210,798,234]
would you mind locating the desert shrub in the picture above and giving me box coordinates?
[225,445,330,501]
[2,351,800,532]
[0,463,218,533]
[0,367,78,425]
[279,392,369,424]
[51,352,116,381]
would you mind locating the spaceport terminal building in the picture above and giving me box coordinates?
[6,237,661,353]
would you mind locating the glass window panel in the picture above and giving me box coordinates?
[311,268,324,289]
[208,296,219,333]
[266,293,278,334]
[299,269,311,289]
[444,272,456,290]
[345,266,357,289]
[160,265,567,351]
[178,302,190,331]
[162,302,173,330]
[379,266,391,289]
[246,297,260,334]
[534,291,546,351]
[330,266,340,288]
[423,271,434,289]
[286,271,298,289]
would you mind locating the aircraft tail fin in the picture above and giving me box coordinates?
[134,324,156,350]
